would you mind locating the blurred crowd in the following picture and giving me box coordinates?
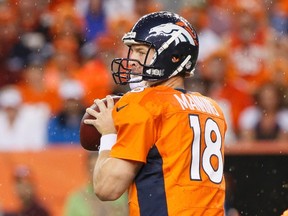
[0,0,288,152]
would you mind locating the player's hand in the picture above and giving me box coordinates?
[84,95,117,135]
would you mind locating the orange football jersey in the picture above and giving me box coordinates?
[110,86,226,216]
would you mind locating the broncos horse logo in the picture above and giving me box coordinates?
[147,22,197,48]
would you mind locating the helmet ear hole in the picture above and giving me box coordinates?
[172,56,180,63]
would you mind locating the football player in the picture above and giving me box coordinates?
[85,11,227,216]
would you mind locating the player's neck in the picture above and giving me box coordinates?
[149,75,185,89]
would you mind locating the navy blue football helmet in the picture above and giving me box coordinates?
[111,11,199,85]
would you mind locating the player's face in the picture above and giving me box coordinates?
[128,44,155,75]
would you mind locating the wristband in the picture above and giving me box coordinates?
[99,134,117,153]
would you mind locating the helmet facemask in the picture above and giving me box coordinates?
[111,44,159,86]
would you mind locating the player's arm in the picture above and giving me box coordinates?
[84,96,143,200]
[93,149,142,201]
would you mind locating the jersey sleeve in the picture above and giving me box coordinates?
[110,99,158,163]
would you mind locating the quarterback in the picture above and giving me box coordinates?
[85,11,227,216]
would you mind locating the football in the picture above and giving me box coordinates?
[80,95,122,151]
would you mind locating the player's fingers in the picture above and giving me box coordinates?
[106,95,115,109]
[86,107,99,118]
[83,119,95,125]
[94,99,107,112]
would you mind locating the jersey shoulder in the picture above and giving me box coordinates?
[115,86,177,116]
[118,86,170,104]
[191,91,226,115]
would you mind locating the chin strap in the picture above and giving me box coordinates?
[129,80,148,90]
[169,55,192,78]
